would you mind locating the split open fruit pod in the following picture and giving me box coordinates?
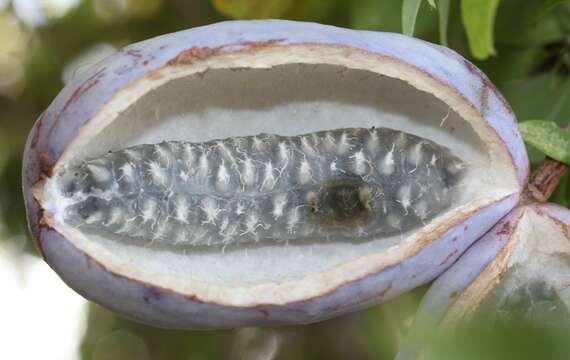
[22,20,528,329]
[395,201,570,360]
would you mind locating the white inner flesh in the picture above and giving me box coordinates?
[39,50,519,303]
[446,208,570,323]
[498,210,570,311]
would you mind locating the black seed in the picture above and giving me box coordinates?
[310,177,371,229]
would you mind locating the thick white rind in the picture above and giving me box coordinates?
[23,20,528,328]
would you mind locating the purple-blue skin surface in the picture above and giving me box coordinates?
[22,20,528,329]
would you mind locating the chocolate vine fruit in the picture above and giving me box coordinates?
[22,20,528,329]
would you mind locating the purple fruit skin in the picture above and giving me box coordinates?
[395,204,570,360]
[22,20,528,329]
[540,203,570,224]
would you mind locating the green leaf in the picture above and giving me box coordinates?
[461,0,500,60]
[352,0,437,36]
[438,0,450,45]
[427,0,437,8]
[285,0,341,22]
[501,75,570,167]
[538,0,568,20]
[211,0,293,19]
[402,0,423,36]
[519,120,570,166]
[352,0,402,32]
[493,0,566,47]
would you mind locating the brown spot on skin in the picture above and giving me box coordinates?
[38,211,47,226]
[562,223,570,241]
[464,225,469,231]
[256,308,270,317]
[534,206,546,217]
[183,294,205,304]
[34,208,52,258]
[25,187,46,257]
[238,38,286,49]
[24,188,40,240]
[462,58,514,115]
[61,67,106,115]
[38,152,53,178]
[30,112,45,149]
[378,284,392,298]
[449,291,459,299]
[142,60,149,66]
[167,46,224,66]
[480,82,490,114]
[167,39,286,66]
[126,49,143,58]
[143,286,163,303]
[439,249,459,266]
[452,236,458,242]
[496,221,511,236]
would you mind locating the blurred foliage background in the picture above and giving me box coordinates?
[1,0,570,359]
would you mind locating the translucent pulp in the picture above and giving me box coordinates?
[56,127,465,247]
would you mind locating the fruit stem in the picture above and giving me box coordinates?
[521,122,569,204]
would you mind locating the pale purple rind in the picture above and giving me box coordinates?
[22,20,527,328]
[537,203,570,224]
[395,204,570,360]
[40,193,518,329]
